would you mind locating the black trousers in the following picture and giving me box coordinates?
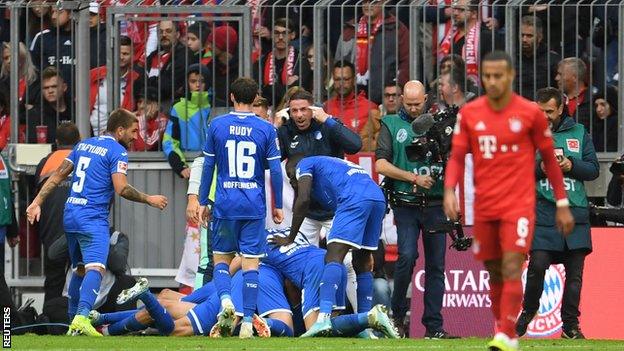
[522,249,587,329]
[43,246,69,304]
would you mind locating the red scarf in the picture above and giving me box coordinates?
[355,15,384,75]
[149,51,171,77]
[18,78,26,102]
[263,46,295,86]
[438,22,480,84]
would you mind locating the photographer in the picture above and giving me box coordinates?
[375,80,456,339]
[517,88,599,339]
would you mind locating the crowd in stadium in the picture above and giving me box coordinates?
[1,0,624,349]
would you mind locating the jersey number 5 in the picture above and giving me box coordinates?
[72,156,91,193]
[225,140,257,179]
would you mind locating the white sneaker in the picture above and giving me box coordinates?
[239,321,254,339]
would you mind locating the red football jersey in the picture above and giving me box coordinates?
[448,94,561,221]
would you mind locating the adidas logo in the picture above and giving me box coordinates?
[64,40,72,45]
[475,121,486,131]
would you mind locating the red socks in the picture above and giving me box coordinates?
[489,281,503,322]
[499,280,523,339]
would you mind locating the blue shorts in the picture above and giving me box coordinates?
[258,264,291,318]
[187,270,244,336]
[66,229,109,270]
[212,218,265,258]
[302,252,346,319]
[182,282,216,304]
[328,200,385,250]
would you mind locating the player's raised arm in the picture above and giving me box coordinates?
[531,109,574,235]
[26,159,74,224]
[112,173,167,209]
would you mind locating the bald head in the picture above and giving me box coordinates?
[402,80,428,119]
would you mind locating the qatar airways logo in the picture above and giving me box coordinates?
[414,269,492,308]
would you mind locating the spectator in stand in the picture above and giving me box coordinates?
[88,2,107,70]
[146,20,189,106]
[556,58,591,129]
[90,35,143,136]
[30,7,75,88]
[380,82,402,117]
[0,91,9,150]
[206,25,239,107]
[324,61,380,142]
[255,18,300,106]
[592,85,619,152]
[34,122,80,303]
[334,0,410,104]
[186,22,211,66]
[437,69,476,111]
[252,96,270,121]
[360,81,402,152]
[26,1,51,43]
[515,16,561,100]
[437,0,502,84]
[25,67,71,144]
[300,43,332,100]
[0,41,40,111]
[607,154,624,207]
[131,87,168,152]
[163,64,211,178]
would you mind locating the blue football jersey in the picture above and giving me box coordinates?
[203,112,281,219]
[63,135,128,231]
[263,228,324,289]
[295,156,385,211]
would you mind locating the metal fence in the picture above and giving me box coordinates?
[3,1,624,297]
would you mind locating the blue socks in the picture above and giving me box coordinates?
[106,315,148,336]
[330,313,369,336]
[242,270,259,319]
[214,262,232,301]
[67,272,83,320]
[319,262,344,314]
[356,272,373,313]
[76,270,102,317]
[138,291,174,335]
[266,318,293,337]
[93,309,139,326]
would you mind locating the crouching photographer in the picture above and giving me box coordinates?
[375,81,458,339]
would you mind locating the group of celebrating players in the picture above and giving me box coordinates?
[25,50,575,351]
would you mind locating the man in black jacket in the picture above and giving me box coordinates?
[516,16,561,100]
[278,88,362,244]
[145,20,190,107]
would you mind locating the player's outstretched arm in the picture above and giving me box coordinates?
[112,173,168,210]
[26,159,74,224]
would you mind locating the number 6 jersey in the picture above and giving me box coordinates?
[201,111,282,220]
[63,135,128,231]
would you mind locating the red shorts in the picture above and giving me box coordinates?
[472,214,535,261]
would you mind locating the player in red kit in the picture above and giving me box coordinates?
[443,51,574,351]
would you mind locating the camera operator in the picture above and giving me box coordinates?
[516,88,599,339]
[375,80,456,339]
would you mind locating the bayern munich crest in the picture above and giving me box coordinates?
[521,263,567,337]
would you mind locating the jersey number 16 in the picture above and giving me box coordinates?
[225,140,257,179]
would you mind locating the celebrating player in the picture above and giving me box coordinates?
[25,109,168,336]
[443,51,574,351]
[271,155,386,337]
[199,77,284,338]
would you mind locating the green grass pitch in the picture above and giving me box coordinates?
[8,336,624,350]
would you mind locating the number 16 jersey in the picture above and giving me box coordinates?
[203,112,281,220]
[63,135,128,232]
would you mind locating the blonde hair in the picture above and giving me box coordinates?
[1,42,38,84]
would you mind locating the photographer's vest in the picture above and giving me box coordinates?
[382,115,444,201]
[0,156,12,227]
[536,123,588,207]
